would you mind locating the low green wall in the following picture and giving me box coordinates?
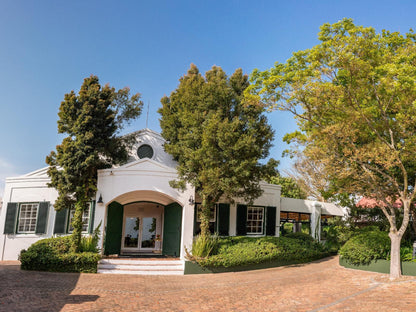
[339,257,416,276]
[184,258,322,274]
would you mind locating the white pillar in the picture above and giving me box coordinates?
[180,189,195,260]
[275,207,280,237]
[229,203,237,236]
[310,202,322,241]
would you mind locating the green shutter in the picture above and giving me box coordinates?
[162,202,182,257]
[236,204,247,236]
[4,203,18,234]
[214,204,218,233]
[104,201,124,255]
[54,208,68,234]
[218,203,230,236]
[88,201,96,234]
[266,206,276,236]
[35,202,49,234]
[193,204,198,236]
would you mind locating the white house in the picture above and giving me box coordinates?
[0,129,344,261]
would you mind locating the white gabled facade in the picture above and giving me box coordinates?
[0,167,59,260]
[96,157,195,260]
[0,128,344,261]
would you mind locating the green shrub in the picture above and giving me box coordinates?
[400,246,414,262]
[339,230,390,265]
[79,236,98,253]
[79,222,101,253]
[322,218,357,251]
[197,236,330,268]
[188,234,219,259]
[284,232,315,243]
[19,236,100,273]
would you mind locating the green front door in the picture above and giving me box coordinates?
[104,201,124,255]
[162,202,182,257]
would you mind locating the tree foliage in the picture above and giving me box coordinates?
[268,174,307,199]
[283,152,328,201]
[159,64,277,237]
[246,18,416,278]
[46,75,142,251]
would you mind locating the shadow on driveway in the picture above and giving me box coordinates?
[0,263,98,311]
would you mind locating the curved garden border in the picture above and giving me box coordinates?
[339,257,416,276]
[184,257,331,274]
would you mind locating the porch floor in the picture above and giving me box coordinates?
[98,257,184,275]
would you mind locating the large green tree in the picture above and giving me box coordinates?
[246,19,416,279]
[159,64,277,237]
[46,75,143,251]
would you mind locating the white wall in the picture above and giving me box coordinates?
[0,169,59,260]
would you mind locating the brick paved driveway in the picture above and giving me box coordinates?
[1,256,416,311]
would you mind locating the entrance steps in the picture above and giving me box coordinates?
[97,258,184,275]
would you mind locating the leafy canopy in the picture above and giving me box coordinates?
[268,175,307,199]
[159,64,277,236]
[246,18,416,278]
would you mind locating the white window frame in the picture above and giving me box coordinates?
[68,202,92,233]
[246,206,264,235]
[17,203,39,234]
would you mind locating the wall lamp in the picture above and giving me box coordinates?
[97,194,103,204]
[189,195,195,205]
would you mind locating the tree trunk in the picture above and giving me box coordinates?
[199,195,212,238]
[389,231,403,279]
[70,200,86,253]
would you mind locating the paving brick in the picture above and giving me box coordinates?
[1,256,416,311]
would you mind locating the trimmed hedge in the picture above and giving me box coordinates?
[339,230,390,265]
[196,236,331,268]
[19,236,100,273]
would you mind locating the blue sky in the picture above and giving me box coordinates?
[0,0,414,197]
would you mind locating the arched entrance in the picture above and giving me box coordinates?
[122,202,164,254]
[103,191,183,257]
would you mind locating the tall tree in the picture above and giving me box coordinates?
[246,19,416,279]
[46,75,143,252]
[285,152,328,201]
[159,64,277,237]
[268,174,307,199]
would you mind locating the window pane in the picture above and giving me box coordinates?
[68,203,91,233]
[246,207,264,234]
[124,217,139,248]
[196,204,216,222]
[17,203,39,233]
[141,217,156,248]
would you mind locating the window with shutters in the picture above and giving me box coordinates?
[196,204,216,222]
[17,203,39,233]
[194,203,217,235]
[68,202,92,233]
[246,206,264,235]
